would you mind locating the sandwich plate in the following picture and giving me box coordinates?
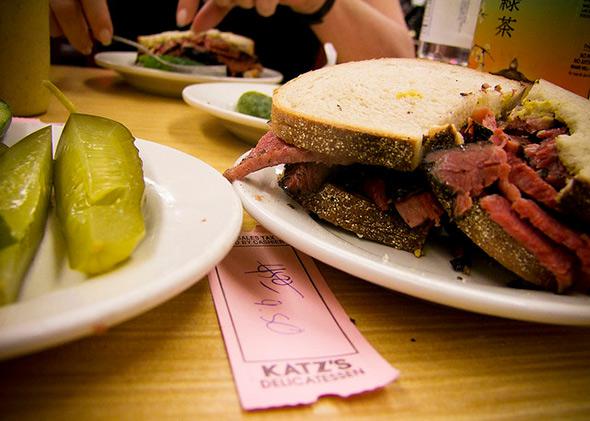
[0,119,243,360]
[182,83,278,144]
[233,165,590,326]
[94,51,283,97]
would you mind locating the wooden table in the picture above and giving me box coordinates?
[1,65,590,420]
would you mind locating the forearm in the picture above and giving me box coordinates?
[311,0,415,62]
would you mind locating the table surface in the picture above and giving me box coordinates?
[1,65,590,420]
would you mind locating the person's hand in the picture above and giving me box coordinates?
[50,0,113,55]
[176,0,327,34]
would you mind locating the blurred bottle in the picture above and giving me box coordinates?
[469,0,589,98]
[417,0,482,66]
[0,0,50,116]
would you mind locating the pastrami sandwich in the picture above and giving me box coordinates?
[137,29,263,77]
[224,58,590,293]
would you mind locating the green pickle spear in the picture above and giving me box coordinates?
[54,113,145,275]
[0,126,53,305]
[236,91,272,119]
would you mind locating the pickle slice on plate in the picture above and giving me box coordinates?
[54,113,145,275]
[236,91,272,119]
[0,126,53,305]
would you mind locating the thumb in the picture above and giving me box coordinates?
[190,1,233,33]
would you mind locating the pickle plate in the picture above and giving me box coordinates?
[183,82,279,145]
[0,119,242,360]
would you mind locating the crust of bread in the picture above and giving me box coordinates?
[423,124,464,155]
[272,111,418,171]
[285,183,429,254]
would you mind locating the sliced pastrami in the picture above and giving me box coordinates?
[280,163,331,195]
[507,154,559,209]
[489,128,522,154]
[394,191,444,228]
[470,107,497,130]
[425,142,509,216]
[537,126,568,140]
[505,116,556,134]
[480,194,575,291]
[363,177,389,211]
[224,132,347,182]
[498,176,522,203]
[512,198,590,277]
[523,139,569,189]
[524,138,556,166]
[362,176,444,227]
[469,108,523,152]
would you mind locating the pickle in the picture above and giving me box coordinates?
[0,100,11,139]
[54,113,145,275]
[236,91,272,119]
[136,54,204,71]
[0,126,53,305]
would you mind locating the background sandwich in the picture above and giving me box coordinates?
[136,29,263,78]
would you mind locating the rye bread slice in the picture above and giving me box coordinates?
[285,182,430,255]
[271,58,526,171]
[455,202,556,291]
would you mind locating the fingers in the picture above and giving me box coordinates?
[216,0,278,14]
[214,0,233,7]
[235,0,254,8]
[278,0,324,14]
[49,0,93,54]
[49,9,64,38]
[255,0,279,17]
[80,0,112,45]
[176,0,200,26]
[190,1,232,33]
[190,0,280,33]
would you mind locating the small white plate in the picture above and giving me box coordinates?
[183,83,277,144]
[95,51,283,97]
[232,164,590,326]
[0,119,243,360]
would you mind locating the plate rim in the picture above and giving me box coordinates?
[232,165,590,326]
[94,51,283,84]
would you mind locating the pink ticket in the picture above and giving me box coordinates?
[208,228,399,410]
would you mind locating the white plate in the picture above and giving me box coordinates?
[95,51,283,97]
[183,83,277,144]
[0,119,243,359]
[233,165,590,326]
